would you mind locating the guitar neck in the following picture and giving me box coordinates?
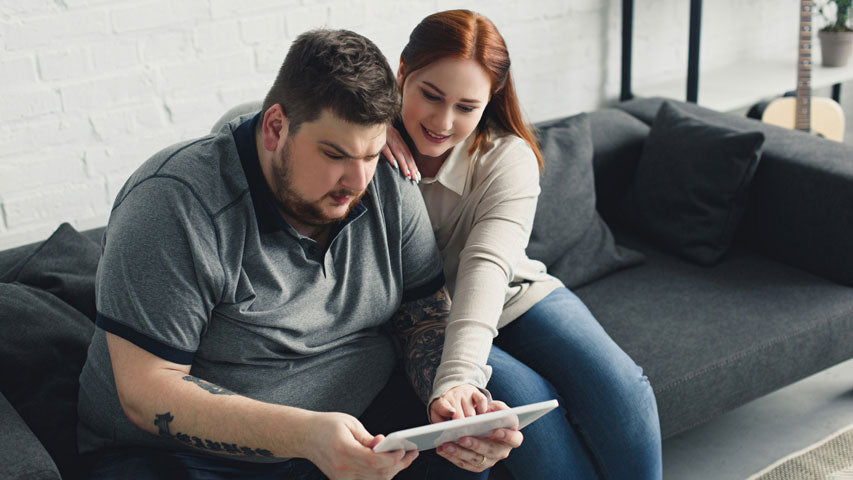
[796,0,813,132]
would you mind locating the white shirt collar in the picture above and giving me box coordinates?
[419,135,474,196]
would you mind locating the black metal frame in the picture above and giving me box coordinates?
[620,0,842,105]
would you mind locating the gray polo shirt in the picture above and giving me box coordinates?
[77,113,444,458]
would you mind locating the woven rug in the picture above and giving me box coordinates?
[746,424,853,480]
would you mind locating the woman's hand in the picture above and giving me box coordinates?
[382,125,420,183]
[428,385,524,472]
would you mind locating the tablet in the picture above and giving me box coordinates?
[373,399,558,453]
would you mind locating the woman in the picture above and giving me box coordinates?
[385,10,663,479]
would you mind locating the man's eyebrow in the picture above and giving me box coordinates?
[319,141,382,159]
[423,81,483,104]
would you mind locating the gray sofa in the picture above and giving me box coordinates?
[1,97,851,479]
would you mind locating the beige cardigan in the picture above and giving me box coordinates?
[423,132,564,404]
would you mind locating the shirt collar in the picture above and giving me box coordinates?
[233,112,367,236]
[423,135,474,196]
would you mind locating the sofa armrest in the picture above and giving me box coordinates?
[0,393,60,480]
[740,128,853,287]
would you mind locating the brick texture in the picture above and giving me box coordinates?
[0,0,801,248]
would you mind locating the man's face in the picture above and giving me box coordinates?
[268,110,387,230]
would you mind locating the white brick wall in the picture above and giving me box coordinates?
[0,0,799,249]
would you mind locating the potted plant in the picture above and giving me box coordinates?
[816,0,853,66]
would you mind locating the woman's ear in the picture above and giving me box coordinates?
[396,62,405,89]
[261,104,289,152]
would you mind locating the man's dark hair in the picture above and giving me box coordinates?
[262,29,399,133]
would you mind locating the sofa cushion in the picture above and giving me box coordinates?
[527,113,644,289]
[586,108,650,222]
[622,101,765,265]
[618,97,853,287]
[0,223,100,479]
[2,223,101,320]
[0,392,61,480]
[575,231,853,438]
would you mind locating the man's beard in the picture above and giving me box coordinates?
[269,141,366,228]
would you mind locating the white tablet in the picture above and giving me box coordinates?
[373,399,559,453]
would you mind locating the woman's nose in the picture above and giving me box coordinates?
[431,107,453,132]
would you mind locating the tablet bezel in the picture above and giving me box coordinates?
[372,399,558,453]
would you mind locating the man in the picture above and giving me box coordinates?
[77,29,521,479]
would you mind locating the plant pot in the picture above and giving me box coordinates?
[818,30,853,67]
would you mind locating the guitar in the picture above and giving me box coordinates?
[762,0,845,141]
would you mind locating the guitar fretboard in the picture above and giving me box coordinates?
[797,0,813,132]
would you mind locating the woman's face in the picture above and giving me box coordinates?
[399,57,492,160]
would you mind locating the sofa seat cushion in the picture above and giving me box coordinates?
[575,232,853,439]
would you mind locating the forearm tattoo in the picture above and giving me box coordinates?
[150,375,276,458]
[389,286,451,403]
[182,375,236,395]
[154,412,275,458]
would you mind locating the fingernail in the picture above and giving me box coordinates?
[391,160,399,170]
[495,430,505,439]
[462,438,472,447]
[446,445,456,453]
[447,407,456,413]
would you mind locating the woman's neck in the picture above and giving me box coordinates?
[414,150,450,178]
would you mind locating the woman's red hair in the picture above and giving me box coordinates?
[400,9,543,172]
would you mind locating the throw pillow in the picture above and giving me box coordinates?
[0,283,94,480]
[623,101,766,265]
[527,113,645,289]
[3,222,101,320]
[0,223,101,479]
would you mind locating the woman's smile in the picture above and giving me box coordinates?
[422,124,451,143]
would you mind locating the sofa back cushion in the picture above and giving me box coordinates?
[586,108,650,222]
[527,113,644,288]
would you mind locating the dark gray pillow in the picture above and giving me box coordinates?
[527,113,644,289]
[3,223,101,320]
[0,223,100,479]
[623,101,765,265]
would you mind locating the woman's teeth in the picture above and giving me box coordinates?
[425,128,447,139]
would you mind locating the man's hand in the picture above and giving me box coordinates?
[304,411,418,480]
[428,385,524,472]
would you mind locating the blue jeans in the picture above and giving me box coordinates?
[87,368,486,480]
[486,287,662,480]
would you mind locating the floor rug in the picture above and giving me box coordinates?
[746,424,853,479]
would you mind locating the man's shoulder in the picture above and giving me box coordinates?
[369,158,421,208]
[114,130,248,215]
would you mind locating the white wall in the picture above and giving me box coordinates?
[0,0,799,249]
